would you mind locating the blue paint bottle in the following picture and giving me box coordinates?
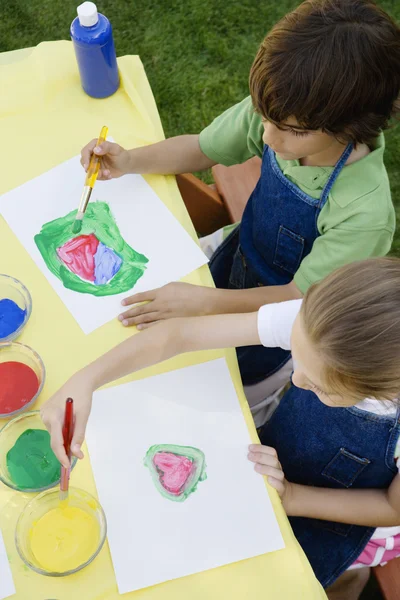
[71,2,119,98]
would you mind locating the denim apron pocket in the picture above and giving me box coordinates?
[229,244,247,289]
[273,225,305,275]
[322,448,371,488]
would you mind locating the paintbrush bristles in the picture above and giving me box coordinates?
[72,219,83,234]
[59,489,68,502]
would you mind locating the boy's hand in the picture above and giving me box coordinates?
[80,139,132,180]
[248,444,293,509]
[40,372,94,469]
[118,282,217,327]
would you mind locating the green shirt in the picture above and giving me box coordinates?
[199,97,395,293]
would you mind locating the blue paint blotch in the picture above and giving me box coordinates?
[94,242,122,285]
[0,299,26,339]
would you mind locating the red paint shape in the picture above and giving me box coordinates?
[0,362,39,415]
[153,451,195,495]
[57,234,99,282]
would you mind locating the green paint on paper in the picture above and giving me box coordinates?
[34,201,149,296]
[6,429,61,490]
[144,444,207,502]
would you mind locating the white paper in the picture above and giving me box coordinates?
[0,155,207,334]
[86,359,284,594]
[0,530,15,600]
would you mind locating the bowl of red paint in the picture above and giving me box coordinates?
[0,274,32,342]
[0,342,45,418]
[0,411,77,493]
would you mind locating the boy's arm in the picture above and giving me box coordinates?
[41,312,260,466]
[125,135,217,174]
[285,474,400,527]
[81,134,217,179]
[119,281,302,327]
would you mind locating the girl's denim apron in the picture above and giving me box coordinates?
[209,143,353,386]
[259,385,400,587]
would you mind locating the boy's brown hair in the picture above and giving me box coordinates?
[302,257,400,401]
[249,0,400,144]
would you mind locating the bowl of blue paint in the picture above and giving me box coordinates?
[0,275,32,342]
[0,411,77,493]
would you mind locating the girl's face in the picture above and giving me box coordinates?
[261,117,343,164]
[290,314,358,407]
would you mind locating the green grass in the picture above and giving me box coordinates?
[1,0,399,253]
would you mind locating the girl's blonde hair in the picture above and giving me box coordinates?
[301,258,400,401]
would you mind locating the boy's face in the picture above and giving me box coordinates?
[262,117,342,162]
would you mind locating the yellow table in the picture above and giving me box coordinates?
[0,42,327,600]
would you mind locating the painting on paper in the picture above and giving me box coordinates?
[144,443,207,502]
[35,202,148,296]
[0,152,208,333]
[86,359,285,594]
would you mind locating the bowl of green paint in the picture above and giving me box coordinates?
[0,411,77,493]
[0,342,45,418]
[0,274,32,342]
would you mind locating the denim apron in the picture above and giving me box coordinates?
[259,385,400,588]
[209,143,353,385]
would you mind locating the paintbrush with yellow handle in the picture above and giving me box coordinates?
[72,125,109,234]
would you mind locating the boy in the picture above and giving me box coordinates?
[81,0,400,393]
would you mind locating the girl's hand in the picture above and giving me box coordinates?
[80,139,132,180]
[40,372,94,469]
[118,282,217,328]
[248,444,293,508]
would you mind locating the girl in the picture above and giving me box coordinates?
[42,257,400,599]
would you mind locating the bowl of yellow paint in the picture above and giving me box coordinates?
[0,411,77,493]
[16,487,107,576]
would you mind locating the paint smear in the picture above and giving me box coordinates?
[6,429,60,490]
[0,298,26,339]
[56,235,123,286]
[34,201,149,296]
[144,444,207,502]
[29,504,99,572]
[0,362,39,415]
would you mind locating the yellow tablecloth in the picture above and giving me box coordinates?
[0,42,327,600]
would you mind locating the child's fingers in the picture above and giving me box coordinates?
[248,450,281,469]
[265,476,285,496]
[49,425,70,469]
[93,141,121,156]
[121,289,157,307]
[254,462,284,481]
[71,414,88,461]
[249,444,277,457]
[120,312,160,327]
[81,139,97,167]
[118,301,155,321]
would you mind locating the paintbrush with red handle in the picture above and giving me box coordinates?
[60,398,74,502]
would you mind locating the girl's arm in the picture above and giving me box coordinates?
[249,445,400,527]
[89,312,260,390]
[286,475,400,527]
[41,313,260,467]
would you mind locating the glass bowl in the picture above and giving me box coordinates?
[0,342,45,418]
[0,274,32,342]
[16,487,107,577]
[0,411,77,493]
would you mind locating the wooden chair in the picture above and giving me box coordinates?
[176,156,261,235]
[373,559,400,599]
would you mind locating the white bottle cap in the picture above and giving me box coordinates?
[77,2,99,27]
